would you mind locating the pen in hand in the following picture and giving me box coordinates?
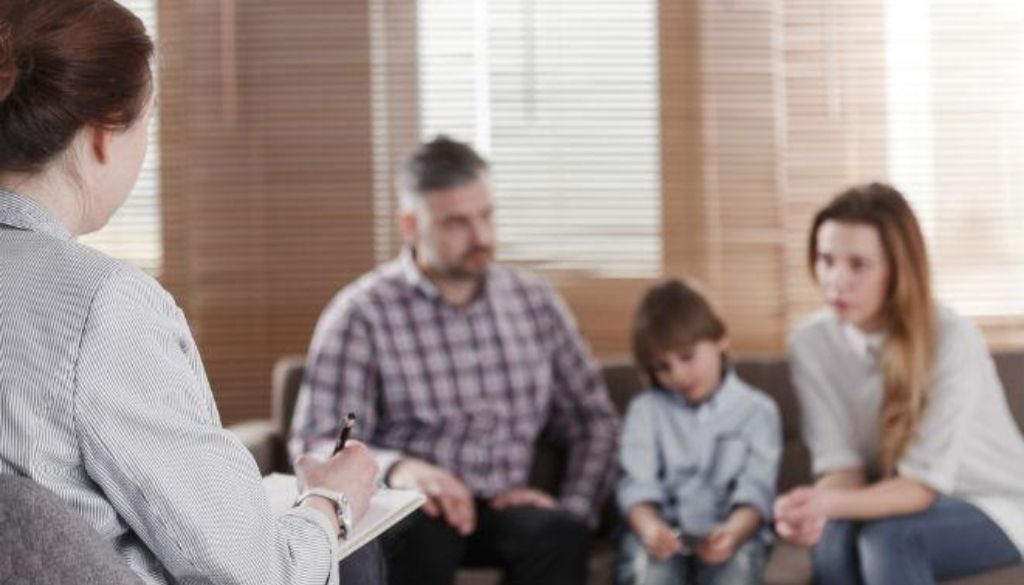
[332,412,356,455]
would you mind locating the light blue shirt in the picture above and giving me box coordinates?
[617,369,782,540]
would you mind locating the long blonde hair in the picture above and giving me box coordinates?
[808,183,937,477]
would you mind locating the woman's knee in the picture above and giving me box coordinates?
[811,520,864,585]
[856,517,921,560]
[812,520,859,568]
[855,518,932,585]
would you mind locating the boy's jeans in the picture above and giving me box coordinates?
[615,531,768,585]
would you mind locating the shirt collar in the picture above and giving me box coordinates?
[842,322,885,362]
[399,246,443,300]
[399,246,493,307]
[672,366,742,412]
[0,189,73,242]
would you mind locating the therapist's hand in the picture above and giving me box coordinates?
[294,440,379,524]
[388,457,476,536]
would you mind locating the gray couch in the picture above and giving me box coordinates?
[233,354,1024,585]
[0,475,142,585]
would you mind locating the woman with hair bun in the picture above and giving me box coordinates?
[775,183,1024,584]
[0,2,381,583]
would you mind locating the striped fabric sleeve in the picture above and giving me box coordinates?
[74,268,336,585]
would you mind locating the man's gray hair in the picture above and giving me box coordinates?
[397,135,489,211]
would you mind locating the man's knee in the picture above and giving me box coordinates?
[499,509,592,585]
[383,512,466,585]
[539,510,590,545]
[385,510,465,557]
[339,538,387,584]
[512,509,591,556]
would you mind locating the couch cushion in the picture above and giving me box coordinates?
[0,475,141,585]
[272,354,307,436]
[274,353,1024,585]
[992,352,1024,434]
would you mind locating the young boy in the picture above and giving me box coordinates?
[615,279,782,585]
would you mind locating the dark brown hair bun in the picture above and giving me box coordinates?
[0,22,17,103]
[0,0,154,174]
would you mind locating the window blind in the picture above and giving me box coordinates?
[417,0,662,278]
[158,0,382,422]
[887,0,1024,325]
[78,0,162,274]
[151,0,1024,422]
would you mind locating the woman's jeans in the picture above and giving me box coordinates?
[615,531,768,585]
[813,495,1021,585]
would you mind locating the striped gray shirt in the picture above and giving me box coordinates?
[0,191,338,585]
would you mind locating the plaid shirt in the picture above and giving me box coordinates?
[289,250,620,523]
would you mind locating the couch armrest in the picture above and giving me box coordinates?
[229,419,285,476]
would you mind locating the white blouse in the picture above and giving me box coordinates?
[790,305,1024,554]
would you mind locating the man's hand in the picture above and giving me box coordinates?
[774,486,828,548]
[293,441,379,530]
[697,525,739,565]
[388,457,476,536]
[489,487,556,510]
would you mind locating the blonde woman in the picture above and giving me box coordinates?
[774,183,1024,584]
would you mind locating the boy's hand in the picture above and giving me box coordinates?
[637,516,683,561]
[697,525,739,565]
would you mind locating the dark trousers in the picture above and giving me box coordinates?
[382,501,591,585]
[339,538,387,584]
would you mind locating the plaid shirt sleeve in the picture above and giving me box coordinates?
[289,296,400,471]
[539,286,621,526]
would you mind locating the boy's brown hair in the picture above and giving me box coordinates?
[631,278,727,386]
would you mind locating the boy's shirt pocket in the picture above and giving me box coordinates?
[707,433,749,488]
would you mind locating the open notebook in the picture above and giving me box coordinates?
[263,473,425,561]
